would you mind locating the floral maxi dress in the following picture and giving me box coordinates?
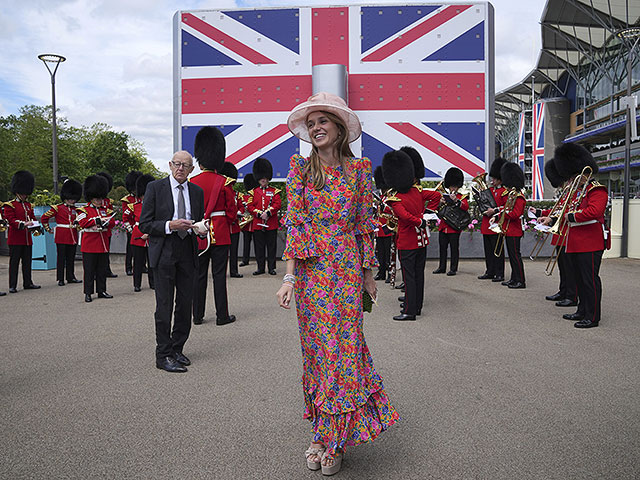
[283,154,399,455]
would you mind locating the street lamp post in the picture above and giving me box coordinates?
[615,28,640,258]
[38,54,66,195]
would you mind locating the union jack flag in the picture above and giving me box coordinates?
[174,4,493,180]
[531,101,545,200]
[517,111,526,171]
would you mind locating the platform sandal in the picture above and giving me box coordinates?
[321,450,343,476]
[305,443,325,471]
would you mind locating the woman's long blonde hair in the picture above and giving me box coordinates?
[303,111,355,190]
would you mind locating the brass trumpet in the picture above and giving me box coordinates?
[0,217,7,232]
[238,211,253,229]
[491,188,519,257]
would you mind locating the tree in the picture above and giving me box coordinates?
[85,131,143,187]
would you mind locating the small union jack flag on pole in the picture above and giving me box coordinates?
[517,111,526,171]
[173,4,494,180]
[531,101,545,200]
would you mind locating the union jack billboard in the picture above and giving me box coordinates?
[531,101,545,200]
[173,4,494,180]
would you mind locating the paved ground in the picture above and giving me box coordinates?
[1,255,639,480]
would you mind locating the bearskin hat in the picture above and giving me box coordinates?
[553,142,598,179]
[194,126,226,172]
[544,159,564,189]
[243,173,258,191]
[60,179,83,201]
[400,146,424,180]
[500,162,525,190]
[135,174,155,198]
[96,171,113,191]
[252,157,273,181]
[83,174,109,201]
[382,150,415,194]
[489,157,507,180]
[10,170,35,195]
[125,171,143,195]
[220,161,238,180]
[374,165,387,191]
[444,167,464,189]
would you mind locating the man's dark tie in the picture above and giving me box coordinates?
[177,184,187,239]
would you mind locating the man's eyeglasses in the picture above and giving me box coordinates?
[170,161,193,170]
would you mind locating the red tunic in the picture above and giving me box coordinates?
[123,201,148,247]
[239,192,254,232]
[565,183,607,253]
[190,170,236,247]
[438,192,470,234]
[501,193,526,237]
[388,186,441,250]
[376,196,395,238]
[77,204,113,253]
[41,204,79,245]
[480,186,506,235]
[248,186,282,231]
[3,199,36,246]
[230,190,242,235]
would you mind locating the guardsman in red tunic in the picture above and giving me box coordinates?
[96,172,117,278]
[190,126,237,326]
[247,157,282,276]
[220,161,244,278]
[41,179,83,286]
[4,170,41,293]
[554,143,608,329]
[478,157,507,282]
[122,170,142,276]
[433,167,470,276]
[383,150,441,321]
[77,175,114,303]
[123,174,155,292]
[373,166,395,282]
[533,159,578,307]
[496,162,527,289]
[239,173,258,267]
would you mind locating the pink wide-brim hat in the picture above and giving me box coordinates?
[287,92,362,143]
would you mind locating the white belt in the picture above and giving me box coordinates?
[57,224,72,228]
[210,211,225,217]
[569,220,597,227]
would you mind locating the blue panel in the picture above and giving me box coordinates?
[237,136,299,180]
[224,9,300,54]
[362,132,438,178]
[424,122,485,163]
[361,6,440,53]
[181,31,241,67]
[423,22,484,61]
[182,125,242,157]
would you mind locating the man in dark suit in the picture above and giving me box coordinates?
[139,151,205,373]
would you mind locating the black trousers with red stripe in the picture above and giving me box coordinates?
[56,243,77,282]
[376,236,392,277]
[557,246,577,301]
[567,250,603,323]
[399,247,426,316]
[438,231,461,272]
[482,234,504,278]
[505,236,525,284]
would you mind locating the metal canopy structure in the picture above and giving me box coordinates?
[495,0,640,130]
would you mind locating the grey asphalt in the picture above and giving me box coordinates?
[1,255,639,480]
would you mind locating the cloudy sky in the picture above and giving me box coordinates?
[0,0,547,173]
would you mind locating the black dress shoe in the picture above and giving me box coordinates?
[193,317,204,325]
[399,303,405,309]
[432,268,446,274]
[134,286,142,292]
[385,276,391,284]
[85,294,92,303]
[253,270,265,276]
[68,278,82,284]
[545,292,563,301]
[563,313,584,321]
[0,291,5,296]
[395,282,405,290]
[173,352,191,366]
[9,287,17,293]
[24,284,41,290]
[477,273,493,280]
[492,276,505,282]
[97,292,113,299]
[268,270,277,275]
[216,315,236,326]
[150,285,155,290]
[501,280,514,286]
[374,273,385,281]
[58,280,65,286]
[556,299,578,307]
[393,314,416,321]
[230,273,243,278]
[508,282,526,289]
[142,267,148,274]
[574,319,599,329]
[239,261,249,267]
[126,270,133,276]
[398,296,405,302]
[446,271,456,276]
[106,272,118,278]
[156,356,187,373]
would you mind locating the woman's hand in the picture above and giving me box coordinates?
[277,283,294,309]
[363,269,377,302]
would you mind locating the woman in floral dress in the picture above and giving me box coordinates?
[277,93,399,475]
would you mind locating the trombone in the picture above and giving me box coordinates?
[528,181,572,260]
